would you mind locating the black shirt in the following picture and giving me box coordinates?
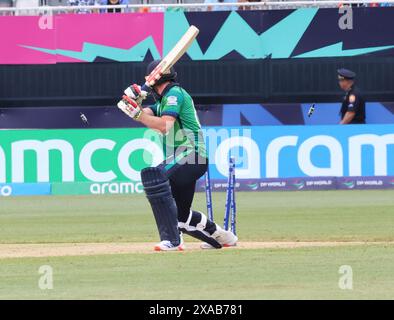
[340,85,366,124]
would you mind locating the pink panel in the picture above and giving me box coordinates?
[0,16,56,64]
[55,13,164,63]
[0,12,164,64]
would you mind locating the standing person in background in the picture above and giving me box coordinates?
[337,68,366,125]
[106,0,124,13]
[68,0,100,13]
[68,0,127,13]
[238,0,262,10]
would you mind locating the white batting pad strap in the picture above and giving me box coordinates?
[196,213,207,231]
[178,210,193,231]
[185,210,193,225]
[178,211,208,232]
[178,222,197,232]
[178,221,187,229]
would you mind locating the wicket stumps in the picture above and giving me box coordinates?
[224,157,236,235]
[230,158,237,235]
[204,157,237,235]
[205,165,214,222]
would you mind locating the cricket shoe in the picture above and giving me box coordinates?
[201,225,238,249]
[154,234,185,252]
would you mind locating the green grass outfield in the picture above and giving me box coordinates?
[0,190,393,299]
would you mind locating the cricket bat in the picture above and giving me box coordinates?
[142,25,199,91]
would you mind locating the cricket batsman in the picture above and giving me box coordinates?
[117,60,238,251]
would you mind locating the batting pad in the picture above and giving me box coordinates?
[141,167,180,246]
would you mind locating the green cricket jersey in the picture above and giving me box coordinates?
[148,84,207,159]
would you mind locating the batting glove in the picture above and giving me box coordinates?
[124,84,148,105]
[117,95,143,120]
